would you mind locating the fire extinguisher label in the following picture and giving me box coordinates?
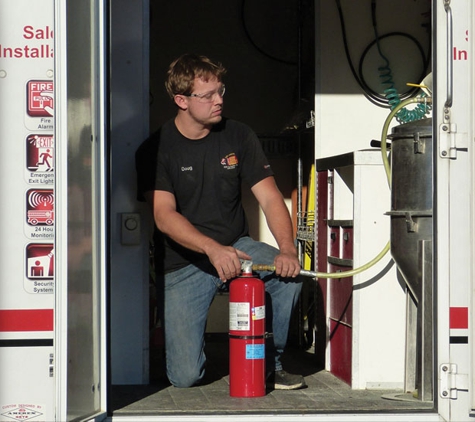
[252,305,265,320]
[229,302,250,331]
[245,344,265,360]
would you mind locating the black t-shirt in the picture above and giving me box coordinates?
[136,117,273,273]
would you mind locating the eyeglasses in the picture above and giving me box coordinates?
[185,85,226,103]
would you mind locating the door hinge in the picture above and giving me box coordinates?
[49,353,54,377]
[439,363,469,399]
[439,109,468,159]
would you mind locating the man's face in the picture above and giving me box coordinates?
[184,77,224,126]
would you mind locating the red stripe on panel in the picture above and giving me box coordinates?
[0,309,54,332]
[450,307,468,329]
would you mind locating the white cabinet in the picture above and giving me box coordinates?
[315,149,406,389]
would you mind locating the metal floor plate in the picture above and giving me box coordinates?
[110,336,434,418]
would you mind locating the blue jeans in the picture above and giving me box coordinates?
[163,236,303,388]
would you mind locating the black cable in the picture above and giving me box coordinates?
[358,31,430,102]
[335,0,431,108]
[335,0,371,98]
[241,0,298,65]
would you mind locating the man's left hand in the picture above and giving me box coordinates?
[274,252,301,278]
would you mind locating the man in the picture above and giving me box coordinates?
[136,53,305,390]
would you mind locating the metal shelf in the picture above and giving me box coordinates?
[296,211,315,242]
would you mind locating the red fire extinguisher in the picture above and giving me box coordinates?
[229,260,266,397]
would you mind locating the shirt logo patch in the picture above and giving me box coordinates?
[221,153,239,170]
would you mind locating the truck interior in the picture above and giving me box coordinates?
[57,0,437,420]
[100,0,438,418]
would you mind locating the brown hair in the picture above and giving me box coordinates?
[165,54,226,99]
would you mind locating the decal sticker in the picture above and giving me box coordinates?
[1,404,44,421]
[251,305,265,321]
[25,81,54,132]
[229,302,250,331]
[25,189,54,240]
[25,244,54,294]
[245,344,265,360]
[26,134,54,178]
[26,81,53,117]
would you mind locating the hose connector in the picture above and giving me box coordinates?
[240,260,253,276]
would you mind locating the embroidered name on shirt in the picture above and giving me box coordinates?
[181,166,193,171]
[221,153,239,170]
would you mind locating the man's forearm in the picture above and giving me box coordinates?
[265,203,297,256]
[155,210,220,255]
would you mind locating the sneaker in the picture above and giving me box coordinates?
[271,370,306,390]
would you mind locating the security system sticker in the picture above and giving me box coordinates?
[251,305,265,321]
[26,135,54,183]
[245,344,265,360]
[25,189,54,239]
[229,302,250,331]
[25,244,54,294]
[25,80,54,131]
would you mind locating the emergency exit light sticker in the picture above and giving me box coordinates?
[1,404,44,421]
[25,189,54,240]
[26,135,54,182]
[229,302,250,331]
[26,80,53,117]
[25,244,54,294]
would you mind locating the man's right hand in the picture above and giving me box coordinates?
[206,244,251,282]
[153,190,252,281]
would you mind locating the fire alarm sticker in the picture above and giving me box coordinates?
[26,135,55,183]
[25,80,54,132]
[27,80,53,117]
[25,189,55,240]
[25,244,54,294]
